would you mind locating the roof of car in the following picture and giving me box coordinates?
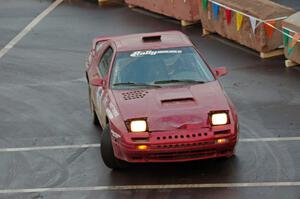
[100,31,193,52]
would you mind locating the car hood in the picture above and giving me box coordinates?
[112,81,230,131]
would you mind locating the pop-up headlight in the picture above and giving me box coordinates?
[211,112,229,126]
[129,120,147,132]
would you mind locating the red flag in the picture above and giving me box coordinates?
[225,9,232,25]
[264,21,276,38]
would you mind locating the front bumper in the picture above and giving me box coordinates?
[112,128,238,163]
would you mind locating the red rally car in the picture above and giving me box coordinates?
[85,31,239,169]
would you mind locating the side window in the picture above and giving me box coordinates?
[98,47,113,77]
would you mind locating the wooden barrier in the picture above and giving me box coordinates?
[125,0,201,26]
[199,0,295,58]
[282,12,300,67]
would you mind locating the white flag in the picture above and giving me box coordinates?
[249,16,257,33]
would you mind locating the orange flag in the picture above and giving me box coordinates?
[264,21,276,38]
[290,33,300,48]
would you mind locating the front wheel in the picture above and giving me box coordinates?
[100,125,128,169]
[217,146,236,162]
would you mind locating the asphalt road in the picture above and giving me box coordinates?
[0,0,300,198]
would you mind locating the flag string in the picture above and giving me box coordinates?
[283,26,298,35]
[208,0,288,22]
[207,0,300,44]
[266,22,300,42]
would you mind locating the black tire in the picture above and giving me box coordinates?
[100,125,128,169]
[217,148,236,162]
[92,107,100,126]
[217,154,236,162]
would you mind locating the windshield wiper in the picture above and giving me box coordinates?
[113,82,161,88]
[154,79,206,84]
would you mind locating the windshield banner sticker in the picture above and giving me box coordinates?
[130,50,182,57]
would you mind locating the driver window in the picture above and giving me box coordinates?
[98,47,113,77]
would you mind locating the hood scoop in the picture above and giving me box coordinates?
[161,97,194,104]
[159,89,195,104]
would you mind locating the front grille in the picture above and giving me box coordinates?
[153,140,214,149]
[148,149,216,160]
[154,132,209,141]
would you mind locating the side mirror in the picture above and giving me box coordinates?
[91,77,104,87]
[214,66,228,78]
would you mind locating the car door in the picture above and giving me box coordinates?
[87,41,107,111]
[93,45,114,126]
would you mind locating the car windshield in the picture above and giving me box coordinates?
[110,47,215,89]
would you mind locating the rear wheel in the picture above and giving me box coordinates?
[100,125,128,169]
[92,104,100,125]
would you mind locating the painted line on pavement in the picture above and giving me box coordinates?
[0,136,300,152]
[0,181,300,194]
[0,144,100,152]
[240,136,300,142]
[0,0,64,59]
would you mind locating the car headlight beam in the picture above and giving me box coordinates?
[130,120,147,132]
[211,113,228,126]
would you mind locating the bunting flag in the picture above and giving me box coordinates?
[225,9,231,25]
[202,0,208,11]
[212,3,219,19]
[264,21,276,38]
[249,16,257,33]
[283,29,290,47]
[236,13,243,31]
[208,10,211,20]
[290,33,300,48]
[201,1,292,46]
[288,37,294,55]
